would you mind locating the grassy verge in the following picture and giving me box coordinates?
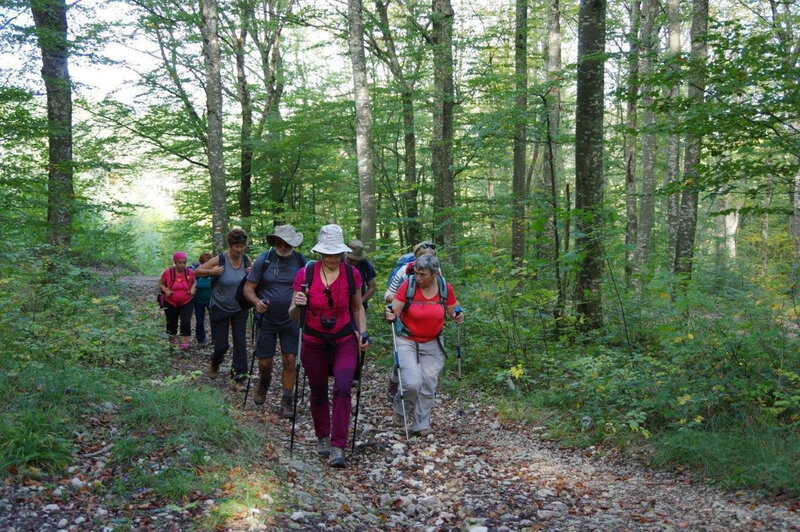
[0,259,286,528]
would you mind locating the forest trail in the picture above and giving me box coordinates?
[124,275,800,531]
[2,276,797,532]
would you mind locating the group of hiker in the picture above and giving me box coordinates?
[157,224,464,468]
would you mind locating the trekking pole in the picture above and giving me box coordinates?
[289,283,308,457]
[454,306,464,416]
[350,342,367,454]
[389,305,410,441]
[242,304,264,409]
[242,346,257,410]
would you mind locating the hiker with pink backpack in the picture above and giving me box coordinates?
[158,251,196,350]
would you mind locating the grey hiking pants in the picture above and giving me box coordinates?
[393,336,445,432]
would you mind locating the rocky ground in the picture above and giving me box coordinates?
[1,275,799,531]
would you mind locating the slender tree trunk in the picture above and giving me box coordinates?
[431,0,455,253]
[31,0,73,251]
[623,0,640,283]
[792,169,800,279]
[666,0,682,269]
[201,0,228,253]
[511,0,527,264]
[633,0,657,275]
[673,0,708,279]
[234,6,252,225]
[761,175,773,276]
[373,0,420,246]
[348,0,377,248]
[574,0,606,329]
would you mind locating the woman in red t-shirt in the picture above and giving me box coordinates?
[385,253,464,438]
[158,251,196,350]
[289,225,370,468]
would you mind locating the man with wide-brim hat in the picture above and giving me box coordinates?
[243,224,307,417]
[345,239,376,311]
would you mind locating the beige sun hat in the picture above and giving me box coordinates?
[267,225,303,247]
[346,239,365,261]
[311,224,352,255]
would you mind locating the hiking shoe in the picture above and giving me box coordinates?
[328,446,346,468]
[208,362,220,379]
[253,381,268,405]
[411,428,433,438]
[232,379,246,393]
[281,395,294,419]
[393,411,405,427]
[180,343,189,351]
[387,376,398,400]
[317,437,331,458]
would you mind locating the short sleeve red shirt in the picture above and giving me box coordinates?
[161,267,194,307]
[293,262,363,342]
[395,278,456,342]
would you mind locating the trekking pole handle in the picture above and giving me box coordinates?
[454,305,462,316]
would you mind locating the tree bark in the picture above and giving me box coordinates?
[31,0,74,251]
[673,0,708,279]
[431,0,455,253]
[623,0,640,283]
[761,175,773,276]
[348,0,377,248]
[665,0,681,269]
[511,0,527,265]
[633,0,657,276]
[574,0,606,329]
[234,3,252,225]
[201,0,228,253]
[372,0,420,246]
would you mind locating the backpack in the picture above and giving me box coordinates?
[156,267,190,308]
[215,253,252,309]
[386,252,415,287]
[394,273,448,338]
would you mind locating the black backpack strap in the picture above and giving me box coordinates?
[295,251,307,269]
[304,260,316,290]
[344,263,356,296]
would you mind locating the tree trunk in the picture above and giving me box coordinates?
[761,175,773,276]
[431,0,455,253]
[665,0,681,269]
[234,5,252,226]
[633,0,657,276]
[31,0,73,251]
[673,0,708,279]
[574,0,606,329]
[623,0,640,283]
[201,0,228,253]
[348,0,377,248]
[511,0,527,264]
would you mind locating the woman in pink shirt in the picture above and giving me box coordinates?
[289,225,370,468]
[158,251,196,350]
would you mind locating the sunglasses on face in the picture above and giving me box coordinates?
[419,243,436,250]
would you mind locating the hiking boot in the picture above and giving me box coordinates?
[208,362,220,379]
[253,380,268,405]
[232,379,246,393]
[393,411,405,427]
[328,446,346,468]
[281,395,294,419]
[180,343,190,351]
[387,375,398,400]
[316,437,331,458]
[411,428,433,438]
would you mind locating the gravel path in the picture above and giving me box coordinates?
[1,275,797,531]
